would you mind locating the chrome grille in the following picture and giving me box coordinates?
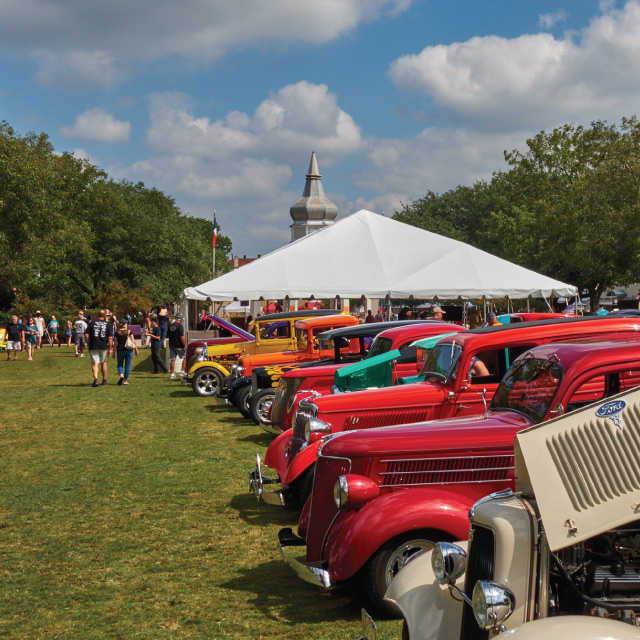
[460,525,495,640]
[271,379,291,426]
[288,408,314,462]
[305,455,351,561]
[380,455,514,487]
[546,408,640,512]
[343,408,434,431]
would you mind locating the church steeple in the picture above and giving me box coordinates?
[289,152,338,241]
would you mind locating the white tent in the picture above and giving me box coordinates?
[183,210,577,302]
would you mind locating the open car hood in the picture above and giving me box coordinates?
[203,315,254,342]
[515,386,640,552]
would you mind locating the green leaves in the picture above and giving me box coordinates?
[0,124,232,314]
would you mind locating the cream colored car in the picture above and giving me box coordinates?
[368,386,640,640]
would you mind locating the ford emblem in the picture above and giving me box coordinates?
[596,400,627,418]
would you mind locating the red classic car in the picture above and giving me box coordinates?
[249,320,449,427]
[269,322,466,433]
[277,339,640,616]
[251,315,640,508]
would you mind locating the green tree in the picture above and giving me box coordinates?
[0,121,233,315]
[485,118,640,310]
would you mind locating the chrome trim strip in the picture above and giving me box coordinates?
[380,477,514,488]
[380,465,515,476]
[380,454,514,464]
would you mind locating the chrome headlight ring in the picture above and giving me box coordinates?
[303,416,330,443]
[333,475,349,509]
[431,542,467,586]
[472,581,515,631]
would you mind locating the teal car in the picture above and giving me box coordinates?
[334,331,463,391]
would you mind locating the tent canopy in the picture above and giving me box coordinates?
[183,210,577,302]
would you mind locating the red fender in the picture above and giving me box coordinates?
[283,440,322,485]
[263,428,293,481]
[323,486,494,582]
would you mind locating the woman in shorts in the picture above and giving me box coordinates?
[48,315,59,347]
[64,320,73,347]
[24,315,38,361]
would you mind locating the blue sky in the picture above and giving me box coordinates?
[1,0,635,257]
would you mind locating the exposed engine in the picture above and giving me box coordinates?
[548,524,640,625]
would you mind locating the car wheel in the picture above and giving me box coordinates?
[191,367,223,397]
[235,385,252,419]
[249,388,275,425]
[366,533,437,618]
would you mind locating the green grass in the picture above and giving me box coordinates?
[0,347,403,639]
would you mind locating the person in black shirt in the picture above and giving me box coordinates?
[146,318,168,374]
[168,314,187,379]
[85,310,114,387]
[6,315,22,361]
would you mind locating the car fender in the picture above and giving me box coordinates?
[385,544,466,640]
[264,429,293,481]
[283,440,322,485]
[188,360,231,377]
[326,487,474,581]
[500,617,640,640]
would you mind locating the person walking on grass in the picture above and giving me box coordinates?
[73,311,88,357]
[147,317,168,373]
[168,314,187,379]
[85,310,114,387]
[6,315,22,361]
[115,319,139,385]
[24,315,38,360]
[48,315,59,347]
[64,320,73,347]
[34,311,45,348]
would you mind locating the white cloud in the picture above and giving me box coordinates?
[145,82,364,163]
[539,10,568,29]
[389,0,640,131]
[60,108,131,143]
[0,0,410,90]
[355,128,525,195]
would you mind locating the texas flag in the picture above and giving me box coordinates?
[212,215,218,248]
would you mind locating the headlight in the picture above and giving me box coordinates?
[333,474,379,510]
[333,475,349,509]
[231,364,244,376]
[304,416,330,442]
[201,345,208,358]
[432,542,467,585]
[472,581,514,631]
[330,385,342,394]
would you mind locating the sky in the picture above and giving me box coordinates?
[1,0,638,258]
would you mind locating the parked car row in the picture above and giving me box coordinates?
[190,311,640,639]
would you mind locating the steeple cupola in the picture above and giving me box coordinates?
[289,152,338,241]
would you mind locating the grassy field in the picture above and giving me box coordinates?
[0,346,403,640]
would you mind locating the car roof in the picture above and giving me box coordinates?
[377,322,466,342]
[317,320,437,340]
[517,338,640,370]
[257,309,340,322]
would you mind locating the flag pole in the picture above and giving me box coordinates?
[212,210,217,279]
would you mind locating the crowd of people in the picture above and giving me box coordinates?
[4,306,187,387]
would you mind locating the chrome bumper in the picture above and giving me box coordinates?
[358,609,378,640]
[248,453,286,506]
[277,527,333,589]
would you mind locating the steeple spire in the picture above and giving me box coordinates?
[289,152,338,242]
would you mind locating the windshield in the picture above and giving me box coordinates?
[366,336,393,359]
[259,321,290,340]
[490,356,564,423]
[420,341,463,381]
[294,327,308,349]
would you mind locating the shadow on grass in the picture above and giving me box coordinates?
[229,492,300,526]
[220,559,362,624]
[236,431,274,446]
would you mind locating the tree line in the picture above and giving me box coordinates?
[394,117,640,311]
[0,121,231,318]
